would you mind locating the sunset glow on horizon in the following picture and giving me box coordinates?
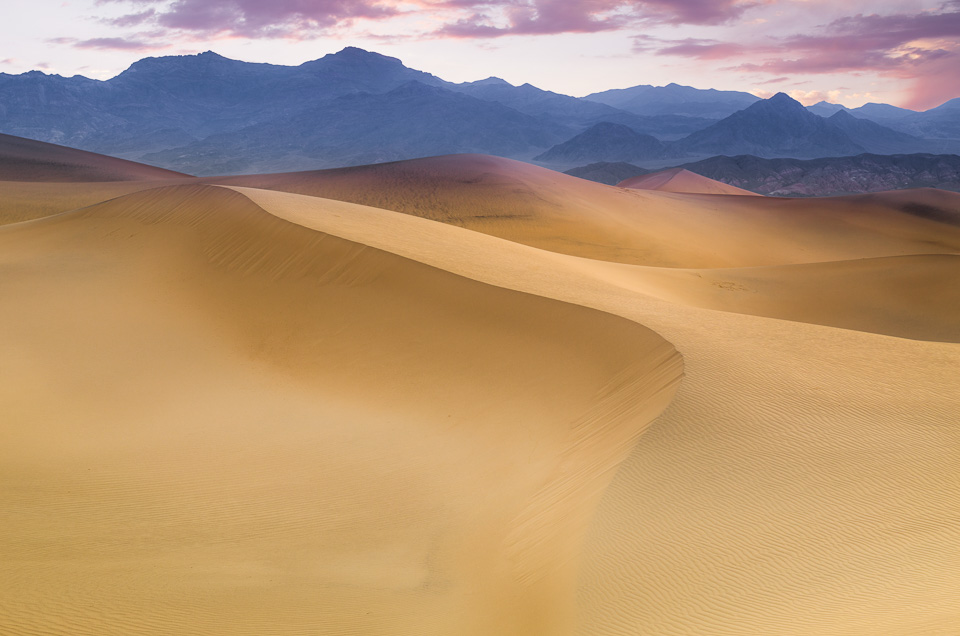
[3,0,959,110]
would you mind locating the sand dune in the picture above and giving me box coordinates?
[232,184,960,636]
[0,183,681,635]
[3,149,959,636]
[0,133,192,226]
[212,155,960,268]
[606,254,960,341]
[0,180,198,226]
[618,166,761,196]
[0,132,188,182]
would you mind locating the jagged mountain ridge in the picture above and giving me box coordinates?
[565,153,960,196]
[541,93,954,167]
[584,83,760,119]
[0,49,957,174]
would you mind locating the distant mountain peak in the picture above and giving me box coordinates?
[534,121,666,164]
[474,77,511,86]
[118,50,241,76]
[828,110,856,121]
[324,46,397,63]
[746,92,807,114]
[768,92,799,105]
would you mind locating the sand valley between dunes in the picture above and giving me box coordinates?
[1,144,959,635]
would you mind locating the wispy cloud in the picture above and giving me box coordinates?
[647,1,960,108]
[436,0,766,38]
[50,35,165,51]
[96,0,404,38]
[93,0,767,41]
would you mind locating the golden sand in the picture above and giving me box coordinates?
[1,149,958,635]
[618,166,761,196]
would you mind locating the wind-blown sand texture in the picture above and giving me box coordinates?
[2,148,959,635]
[618,166,762,196]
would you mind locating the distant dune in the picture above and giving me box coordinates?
[0,132,191,225]
[618,166,761,195]
[0,132,188,182]
[2,147,959,635]
[211,154,960,268]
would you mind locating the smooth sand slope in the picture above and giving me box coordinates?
[233,184,960,636]
[618,167,761,196]
[0,133,191,226]
[0,184,681,635]
[0,132,188,182]
[605,254,960,342]
[3,149,959,636]
[212,155,960,268]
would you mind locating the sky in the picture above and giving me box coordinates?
[2,0,959,110]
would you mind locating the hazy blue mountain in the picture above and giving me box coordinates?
[450,77,624,125]
[665,153,960,196]
[853,102,916,121]
[826,110,928,154]
[143,81,570,175]
[534,122,667,165]
[536,93,936,165]
[807,101,848,117]
[806,100,960,141]
[585,83,759,119]
[0,47,710,170]
[449,77,713,137]
[0,71,122,148]
[0,48,956,173]
[906,98,960,139]
[839,101,959,143]
[563,161,648,185]
[676,93,865,158]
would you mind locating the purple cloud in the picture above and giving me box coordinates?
[96,0,761,40]
[48,36,161,51]
[651,2,960,109]
[437,0,762,37]
[97,0,401,38]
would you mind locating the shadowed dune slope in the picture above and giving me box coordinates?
[0,133,193,226]
[232,185,960,636]
[618,167,761,196]
[0,184,681,636]
[210,154,960,267]
[0,132,189,182]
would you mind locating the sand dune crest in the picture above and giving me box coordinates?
[0,183,682,635]
[618,166,761,196]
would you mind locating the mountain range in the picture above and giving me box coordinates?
[540,93,959,167]
[0,47,957,175]
[807,98,960,140]
[564,153,960,196]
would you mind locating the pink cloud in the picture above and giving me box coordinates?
[97,0,762,41]
[651,2,960,109]
[76,37,159,50]
[48,36,162,51]
[653,37,746,59]
[101,10,157,28]
[437,0,762,37]
[97,0,402,38]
